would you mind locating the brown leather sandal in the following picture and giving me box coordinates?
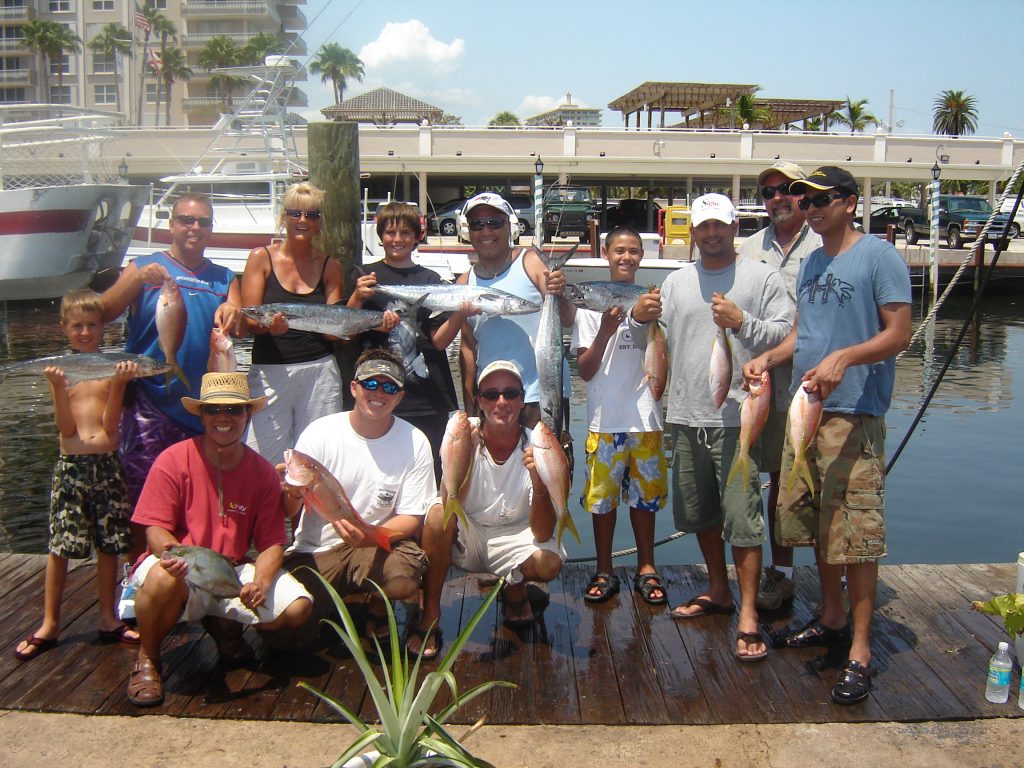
[126,655,164,707]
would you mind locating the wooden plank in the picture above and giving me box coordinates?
[558,564,626,724]
[619,565,716,725]
[935,565,1020,653]
[527,571,582,725]
[267,641,340,722]
[440,572,500,726]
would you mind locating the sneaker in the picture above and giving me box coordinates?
[756,567,795,611]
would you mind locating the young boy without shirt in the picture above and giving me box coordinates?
[14,289,140,661]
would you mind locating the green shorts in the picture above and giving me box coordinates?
[669,424,764,548]
[776,413,887,564]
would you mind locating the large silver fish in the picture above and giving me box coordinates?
[564,281,646,313]
[161,545,257,618]
[0,352,170,384]
[241,303,388,340]
[534,245,575,436]
[368,283,540,316]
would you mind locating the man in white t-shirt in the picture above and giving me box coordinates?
[272,349,436,650]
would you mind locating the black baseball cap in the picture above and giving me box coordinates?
[789,166,859,198]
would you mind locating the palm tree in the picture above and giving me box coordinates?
[149,15,176,126]
[24,20,80,103]
[160,46,192,126]
[803,115,824,131]
[732,94,771,128]
[241,32,286,65]
[832,97,877,134]
[488,110,521,127]
[198,36,244,111]
[933,89,979,136]
[309,43,364,104]
[87,23,131,114]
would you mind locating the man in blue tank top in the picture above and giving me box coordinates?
[101,193,242,544]
[744,166,912,706]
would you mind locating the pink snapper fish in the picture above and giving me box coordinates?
[440,411,474,529]
[644,321,668,401]
[529,421,579,547]
[156,278,188,389]
[785,383,824,492]
[207,327,237,373]
[726,371,771,488]
[708,324,733,410]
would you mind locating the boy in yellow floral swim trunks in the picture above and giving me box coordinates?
[570,227,668,606]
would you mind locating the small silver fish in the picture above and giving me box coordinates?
[0,352,171,384]
[564,281,646,313]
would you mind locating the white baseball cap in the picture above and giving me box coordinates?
[477,359,523,386]
[690,193,736,227]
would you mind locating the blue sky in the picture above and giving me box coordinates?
[296,0,1022,138]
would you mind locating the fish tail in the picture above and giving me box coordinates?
[798,454,816,495]
[370,526,394,553]
[557,509,581,548]
[172,363,190,390]
[725,450,748,488]
[786,451,809,492]
[443,496,468,531]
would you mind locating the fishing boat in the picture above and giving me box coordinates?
[0,106,149,301]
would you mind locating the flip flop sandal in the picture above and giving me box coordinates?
[583,572,620,604]
[98,624,140,645]
[669,595,736,620]
[14,635,58,661]
[405,626,443,661]
[633,572,668,606]
[126,656,164,708]
[735,631,768,663]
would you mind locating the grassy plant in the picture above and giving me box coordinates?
[299,571,514,768]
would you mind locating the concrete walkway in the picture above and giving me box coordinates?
[3,709,1024,767]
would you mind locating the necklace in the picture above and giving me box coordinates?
[474,250,515,280]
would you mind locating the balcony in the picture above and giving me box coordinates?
[280,32,305,55]
[0,6,35,22]
[0,68,33,85]
[182,32,262,50]
[0,38,29,53]
[182,96,229,110]
[278,4,305,31]
[180,0,278,24]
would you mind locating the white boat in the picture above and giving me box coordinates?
[0,106,149,301]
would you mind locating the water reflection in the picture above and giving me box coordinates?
[0,295,1021,563]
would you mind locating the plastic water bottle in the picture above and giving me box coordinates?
[986,641,1012,703]
[1018,673,1024,711]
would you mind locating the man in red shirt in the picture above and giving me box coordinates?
[125,372,312,708]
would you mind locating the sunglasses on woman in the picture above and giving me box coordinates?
[467,216,506,231]
[797,192,848,210]
[479,387,524,401]
[174,214,213,227]
[284,209,322,221]
[200,404,249,416]
[357,378,402,395]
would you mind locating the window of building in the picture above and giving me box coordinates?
[145,82,164,103]
[94,84,116,104]
[92,51,115,73]
[91,0,113,9]
[49,54,70,76]
[151,0,166,8]
[49,85,71,104]
[0,57,22,70]
[48,0,70,11]
[0,87,26,102]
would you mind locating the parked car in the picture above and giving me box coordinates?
[456,192,533,243]
[426,198,466,236]
[998,199,1023,239]
[603,199,662,231]
[866,205,907,236]
[900,195,1011,248]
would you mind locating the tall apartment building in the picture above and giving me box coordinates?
[0,0,307,125]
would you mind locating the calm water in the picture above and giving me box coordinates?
[0,293,1021,566]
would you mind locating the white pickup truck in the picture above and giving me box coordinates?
[999,198,1023,238]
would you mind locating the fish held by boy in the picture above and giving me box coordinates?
[282,449,400,552]
[785,382,823,492]
[0,352,170,384]
[440,410,474,528]
[241,303,389,341]
[207,327,237,373]
[156,278,189,389]
[726,370,771,487]
[161,545,259,619]
[564,281,646,313]
[530,420,579,547]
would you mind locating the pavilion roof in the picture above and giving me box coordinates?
[321,87,444,125]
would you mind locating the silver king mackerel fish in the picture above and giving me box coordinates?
[0,351,171,384]
[241,303,391,340]
[564,280,646,313]
[365,282,540,316]
[534,245,575,436]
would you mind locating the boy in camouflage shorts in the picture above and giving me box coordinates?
[14,290,141,661]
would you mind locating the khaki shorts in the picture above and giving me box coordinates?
[669,424,764,548]
[776,413,887,564]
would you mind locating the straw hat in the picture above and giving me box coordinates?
[181,372,268,416]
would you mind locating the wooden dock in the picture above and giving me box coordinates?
[0,553,1019,725]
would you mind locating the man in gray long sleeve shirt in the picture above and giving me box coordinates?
[632,194,791,663]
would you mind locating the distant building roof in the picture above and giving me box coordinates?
[526,92,602,127]
[321,87,444,125]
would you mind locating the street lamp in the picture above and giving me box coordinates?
[533,156,544,244]
[929,160,941,304]
[118,157,129,181]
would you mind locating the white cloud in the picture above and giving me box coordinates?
[517,93,590,118]
[359,20,465,75]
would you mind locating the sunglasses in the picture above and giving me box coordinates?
[798,192,849,210]
[357,378,402,395]
[479,387,524,402]
[174,214,213,227]
[467,216,506,231]
[761,183,793,199]
[284,209,322,221]
[200,404,249,416]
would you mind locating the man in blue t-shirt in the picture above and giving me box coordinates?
[744,166,911,706]
[101,193,242,543]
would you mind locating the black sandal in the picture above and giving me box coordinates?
[405,625,443,661]
[633,572,668,606]
[583,572,620,604]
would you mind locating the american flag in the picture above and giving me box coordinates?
[146,46,162,73]
[134,5,151,32]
